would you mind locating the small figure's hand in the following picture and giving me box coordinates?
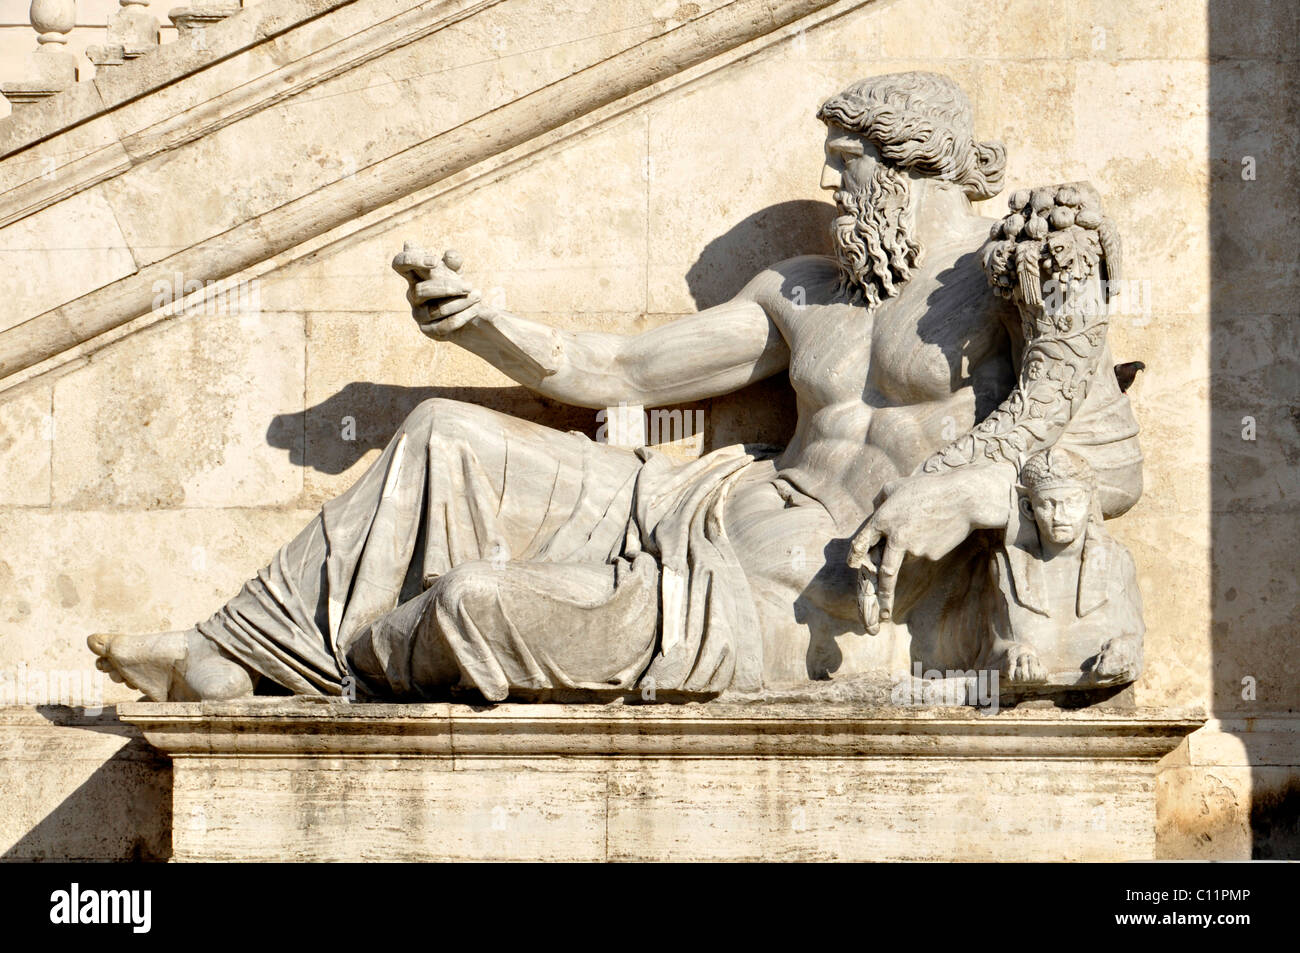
[393,243,486,339]
[1091,634,1142,685]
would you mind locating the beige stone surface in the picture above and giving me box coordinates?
[0,379,52,505]
[0,187,137,329]
[0,507,318,705]
[122,701,1202,861]
[0,0,1293,858]
[0,707,171,861]
[51,310,306,508]
[1157,716,1300,859]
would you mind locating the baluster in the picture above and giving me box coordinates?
[1,0,79,110]
[87,0,160,71]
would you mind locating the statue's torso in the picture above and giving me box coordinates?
[740,241,1014,534]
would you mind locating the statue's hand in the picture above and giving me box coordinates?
[393,243,486,338]
[847,467,1013,627]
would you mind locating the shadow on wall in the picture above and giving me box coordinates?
[268,384,599,475]
[267,200,826,471]
[685,199,836,309]
[2,708,172,862]
[1209,4,1300,858]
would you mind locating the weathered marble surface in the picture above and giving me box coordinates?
[0,0,1295,858]
[120,699,1203,862]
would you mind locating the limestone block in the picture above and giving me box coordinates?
[256,112,651,318]
[0,380,52,505]
[1064,0,1207,61]
[0,187,136,329]
[0,506,318,704]
[1204,0,1299,60]
[1157,764,1253,859]
[0,106,129,207]
[646,62,837,312]
[1208,312,1300,514]
[120,701,1203,862]
[972,63,1078,191]
[1206,513,1300,711]
[1157,715,1300,859]
[1073,61,1208,169]
[0,707,171,861]
[50,310,305,508]
[1121,513,1213,711]
[100,0,671,271]
[1117,312,1211,518]
[876,0,1074,61]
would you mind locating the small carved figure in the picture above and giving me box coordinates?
[979,446,1144,687]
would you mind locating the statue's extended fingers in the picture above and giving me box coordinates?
[436,305,480,335]
[432,291,480,320]
[875,541,905,621]
[847,523,881,569]
[419,304,480,337]
[414,275,471,301]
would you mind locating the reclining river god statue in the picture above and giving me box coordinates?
[88,71,1146,705]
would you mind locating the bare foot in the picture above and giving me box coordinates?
[1092,634,1142,684]
[89,631,189,701]
[88,630,256,701]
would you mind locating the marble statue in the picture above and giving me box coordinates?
[88,70,1145,704]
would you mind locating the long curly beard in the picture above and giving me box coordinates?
[831,165,923,310]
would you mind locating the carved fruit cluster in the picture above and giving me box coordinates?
[982,182,1121,317]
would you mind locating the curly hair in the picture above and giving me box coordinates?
[817,72,1007,201]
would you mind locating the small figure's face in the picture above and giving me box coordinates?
[1029,483,1091,545]
[821,126,884,195]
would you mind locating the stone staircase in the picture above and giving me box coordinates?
[0,0,859,389]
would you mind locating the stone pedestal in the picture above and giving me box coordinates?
[119,700,1202,862]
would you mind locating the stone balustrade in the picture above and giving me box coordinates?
[1,0,80,107]
[1,0,250,113]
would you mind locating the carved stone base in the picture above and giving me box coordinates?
[86,45,155,68]
[119,700,1202,862]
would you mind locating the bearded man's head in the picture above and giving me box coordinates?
[817,72,1007,307]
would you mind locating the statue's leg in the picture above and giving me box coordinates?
[346,553,661,701]
[91,398,642,700]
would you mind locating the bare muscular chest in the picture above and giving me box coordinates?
[776,276,992,410]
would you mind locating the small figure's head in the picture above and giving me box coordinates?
[1018,447,1098,546]
[816,72,1005,308]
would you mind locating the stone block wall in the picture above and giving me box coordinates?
[0,0,1295,858]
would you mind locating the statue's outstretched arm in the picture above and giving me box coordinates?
[459,297,790,409]
[395,243,789,409]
